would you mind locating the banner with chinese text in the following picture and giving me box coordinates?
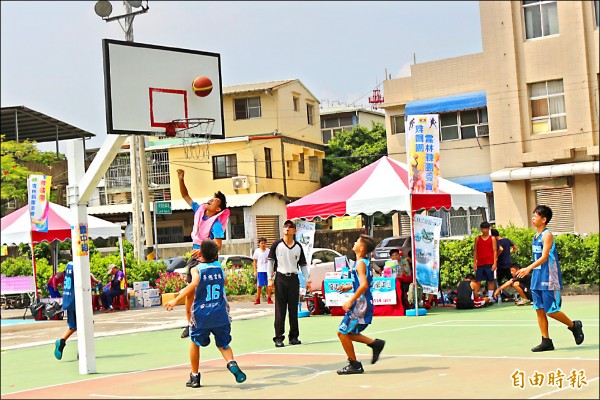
[324,277,396,306]
[405,115,440,193]
[413,214,442,294]
[28,175,51,233]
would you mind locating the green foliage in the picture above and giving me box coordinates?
[438,226,599,289]
[224,261,257,296]
[0,136,65,214]
[321,122,387,186]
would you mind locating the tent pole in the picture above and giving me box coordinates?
[410,198,419,317]
[30,242,39,299]
[119,235,126,279]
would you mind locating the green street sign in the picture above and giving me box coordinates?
[155,201,172,215]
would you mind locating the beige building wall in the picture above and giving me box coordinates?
[382,1,599,233]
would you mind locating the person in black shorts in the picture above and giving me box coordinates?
[491,229,518,293]
[494,263,532,305]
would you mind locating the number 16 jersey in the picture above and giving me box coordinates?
[191,260,229,329]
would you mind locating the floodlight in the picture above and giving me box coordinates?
[94,1,113,18]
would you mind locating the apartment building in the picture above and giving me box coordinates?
[88,79,325,253]
[319,106,385,144]
[381,1,599,235]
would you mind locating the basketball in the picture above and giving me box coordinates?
[192,76,213,97]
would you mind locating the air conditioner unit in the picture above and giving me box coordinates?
[476,124,489,137]
[232,176,249,190]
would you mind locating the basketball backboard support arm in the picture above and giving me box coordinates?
[66,135,127,374]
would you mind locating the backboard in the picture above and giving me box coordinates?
[102,39,224,139]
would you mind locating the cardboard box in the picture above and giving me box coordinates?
[161,292,186,306]
[142,289,159,299]
[143,297,161,307]
[133,281,150,291]
[135,297,144,307]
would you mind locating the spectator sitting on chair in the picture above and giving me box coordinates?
[456,273,490,309]
[101,264,125,312]
[494,263,532,306]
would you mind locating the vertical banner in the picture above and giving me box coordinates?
[405,115,440,193]
[28,174,52,232]
[294,220,315,297]
[413,214,442,294]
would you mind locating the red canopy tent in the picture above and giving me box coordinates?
[286,156,487,219]
[1,202,124,298]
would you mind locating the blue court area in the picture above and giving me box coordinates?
[1,318,41,327]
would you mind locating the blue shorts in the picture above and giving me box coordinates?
[192,243,201,250]
[66,309,77,331]
[531,289,561,314]
[190,324,231,349]
[257,272,268,287]
[337,312,368,335]
[475,265,494,282]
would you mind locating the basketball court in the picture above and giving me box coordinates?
[1,297,597,399]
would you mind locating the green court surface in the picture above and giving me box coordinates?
[1,297,598,399]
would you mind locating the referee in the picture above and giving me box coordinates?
[267,220,310,348]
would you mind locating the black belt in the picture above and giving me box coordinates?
[277,272,298,277]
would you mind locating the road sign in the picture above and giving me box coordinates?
[155,201,172,215]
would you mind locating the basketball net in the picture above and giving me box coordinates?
[165,118,214,161]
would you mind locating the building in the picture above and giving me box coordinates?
[381,1,599,235]
[319,106,385,144]
[88,79,326,255]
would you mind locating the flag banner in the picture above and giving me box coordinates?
[413,214,442,294]
[295,220,315,296]
[405,115,440,193]
[28,175,52,233]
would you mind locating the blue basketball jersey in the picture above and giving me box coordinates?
[61,262,76,311]
[348,257,374,324]
[191,260,229,329]
[531,229,563,291]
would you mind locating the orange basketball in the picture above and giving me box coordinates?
[192,76,213,97]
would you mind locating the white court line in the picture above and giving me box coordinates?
[3,318,597,397]
[528,377,599,399]
[425,324,600,327]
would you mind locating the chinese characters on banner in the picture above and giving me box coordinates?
[323,277,396,306]
[28,174,52,233]
[405,115,440,193]
[77,224,89,257]
[413,214,442,294]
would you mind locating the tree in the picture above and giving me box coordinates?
[321,121,387,186]
[0,135,64,215]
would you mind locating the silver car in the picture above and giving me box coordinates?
[308,248,343,292]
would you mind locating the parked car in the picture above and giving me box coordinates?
[308,248,343,293]
[162,257,187,273]
[173,254,254,280]
[370,236,412,271]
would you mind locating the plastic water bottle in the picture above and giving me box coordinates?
[497,294,502,306]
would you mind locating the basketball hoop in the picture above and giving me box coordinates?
[165,118,215,160]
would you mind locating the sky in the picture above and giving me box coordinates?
[1,1,482,152]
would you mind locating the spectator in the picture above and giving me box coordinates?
[253,237,273,305]
[473,221,497,302]
[491,228,518,299]
[47,270,100,298]
[390,249,411,313]
[515,205,584,352]
[101,264,125,312]
[456,273,490,309]
[163,239,246,388]
[494,263,532,306]
[267,220,310,348]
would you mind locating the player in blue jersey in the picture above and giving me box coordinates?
[516,205,584,352]
[335,234,385,374]
[53,261,76,360]
[164,239,245,388]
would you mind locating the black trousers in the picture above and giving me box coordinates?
[273,273,300,342]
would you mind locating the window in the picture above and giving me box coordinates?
[307,103,314,125]
[212,154,238,179]
[309,156,319,182]
[392,115,406,134]
[320,115,353,143]
[439,108,488,141]
[595,0,599,28]
[298,153,305,174]
[228,208,246,239]
[530,79,566,133]
[523,1,559,39]
[105,154,131,189]
[293,96,299,112]
[234,97,261,120]
[428,208,486,237]
[322,130,333,144]
[264,148,272,179]
[157,226,184,244]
